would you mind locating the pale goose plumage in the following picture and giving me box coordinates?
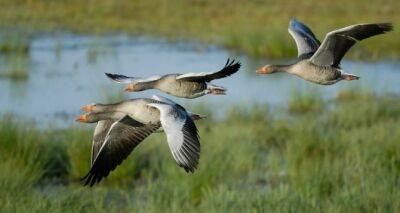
[75,95,202,186]
[105,58,241,99]
[287,18,321,60]
[257,20,393,85]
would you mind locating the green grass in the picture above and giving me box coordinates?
[0,0,398,59]
[0,68,28,80]
[288,89,324,114]
[0,54,29,80]
[1,90,400,212]
[0,37,29,54]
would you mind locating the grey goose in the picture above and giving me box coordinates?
[75,95,204,186]
[257,19,393,85]
[105,58,241,98]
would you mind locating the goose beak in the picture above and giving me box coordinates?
[81,105,94,112]
[256,66,270,74]
[124,84,134,92]
[75,114,88,122]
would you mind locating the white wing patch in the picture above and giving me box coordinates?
[176,72,214,80]
[135,75,162,83]
[151,95,177,106]
[105,73,162,84]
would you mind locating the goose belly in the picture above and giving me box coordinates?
[157,77,206,98]
[291,63,342,85]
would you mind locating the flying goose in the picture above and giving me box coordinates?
[257,19,393,85]
[105,58,241,99]
[75,95,203,186]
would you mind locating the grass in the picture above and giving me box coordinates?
[0,0,398,59]
[0,68,29,80]
[1,90,400,212]
[0,37,30,54]
[0,54,29,80]
[288,89,324,114]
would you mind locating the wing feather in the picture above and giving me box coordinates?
[288,19,321,58]
[310,23,392,67]
[82,115,160,186]
[91,120,115,165]
[105,73,162,84]
[147,103,200,173]
[176,58,241,82]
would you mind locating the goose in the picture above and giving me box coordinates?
[105,58,241,98]
[75,95,204,186]
[257,19,393,85]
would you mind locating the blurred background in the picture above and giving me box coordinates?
[0,0,399,212]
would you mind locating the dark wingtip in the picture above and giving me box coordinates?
[224,58,241,70]
[378,23,393,32]
[105,73,116,79]
[81,172,99,187]
[81,173,92,187]
[183,165,196,173]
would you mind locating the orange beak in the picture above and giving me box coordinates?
[124,84,134,92]
[81,105,94,112]
[256,66,270,74]
[75,114,88,122]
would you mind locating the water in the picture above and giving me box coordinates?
[0,34,399,127]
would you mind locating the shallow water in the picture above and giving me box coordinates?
[0,34,399,127]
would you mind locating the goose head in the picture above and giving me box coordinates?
[75,113,98,123]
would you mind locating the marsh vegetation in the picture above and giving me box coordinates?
[0,0,398,58]
[1,90,399,212]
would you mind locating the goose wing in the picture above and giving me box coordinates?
[176,58,241,82]
[310,23,392,67]
[288,19,321,59]
[105,73,162,84]
[82,115,160,186]
[151,95,206,121]
[147,103,200,173]
[151,95,185,111]
[91,120,115,165]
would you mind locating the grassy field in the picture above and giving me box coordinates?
[0,0,398,58]
[1,90,399,212]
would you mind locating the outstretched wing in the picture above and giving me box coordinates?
[91,120,115,165]
[288,19,321,59]
[310,23,392,67]
[176,58,241,82]
[147,103,200,173]
[82,115,160,186]
[105,73,162,84]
